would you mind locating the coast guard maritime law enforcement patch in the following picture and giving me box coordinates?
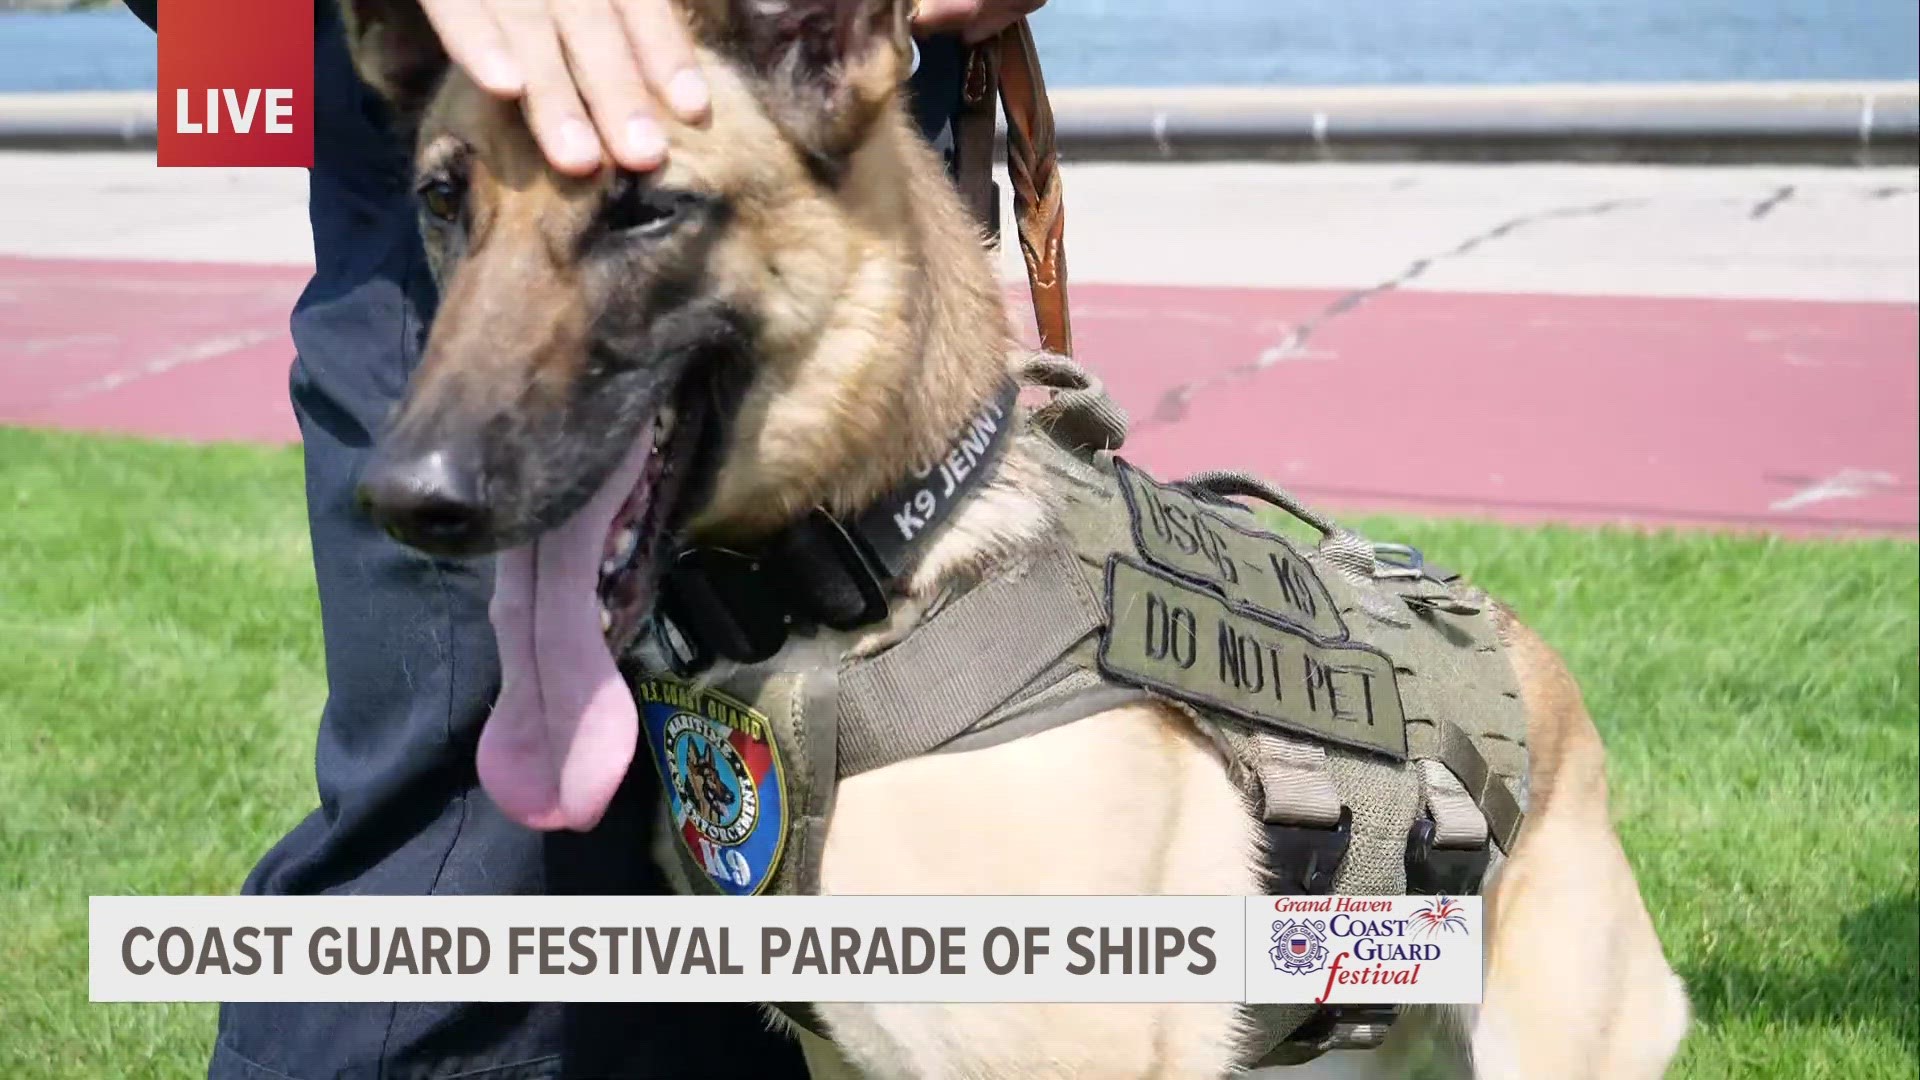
[636,677,788,896]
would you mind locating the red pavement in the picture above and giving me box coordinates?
[3,255,1914,536]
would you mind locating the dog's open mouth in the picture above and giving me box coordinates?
[477,384,711,833]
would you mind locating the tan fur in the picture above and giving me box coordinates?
[386,82,605,434]
[344,1,1689,1075]
[806,707,1259,1080]
[681,88,1013,538]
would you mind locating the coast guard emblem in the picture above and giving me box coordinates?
[636,678,788,896]
[1270,918,1330,975]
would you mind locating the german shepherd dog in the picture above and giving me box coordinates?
[679,738,738,826]
[342,0,1690,1075]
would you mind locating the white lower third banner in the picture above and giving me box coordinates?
[90,895,1481,1005]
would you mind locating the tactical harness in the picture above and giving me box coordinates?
[626,358,1530,1069]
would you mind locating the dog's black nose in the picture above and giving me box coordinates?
[356,448,491,555]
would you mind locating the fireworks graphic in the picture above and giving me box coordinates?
[1412,896,1470,938]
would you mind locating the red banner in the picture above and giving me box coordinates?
[158,0,315,168]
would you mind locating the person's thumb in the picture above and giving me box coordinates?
[911,0,984,33]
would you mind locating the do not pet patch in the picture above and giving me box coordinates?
[1100,556,1408,760]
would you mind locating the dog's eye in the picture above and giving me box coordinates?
[417,176,465,224]
[605,182,697,238]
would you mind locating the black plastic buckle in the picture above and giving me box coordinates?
[772,509,891,631]
[650,611,706,678]
[1404,816,1491,895]
[657,547,791,669]
[1280,1003,1401,1058]
[1263,805,1352,895]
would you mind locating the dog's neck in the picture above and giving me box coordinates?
[696,108,1054,601]
[845,115,1056,601]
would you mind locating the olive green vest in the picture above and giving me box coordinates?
[630,382,1530,1063]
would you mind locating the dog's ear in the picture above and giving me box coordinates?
[728,0,913,163]
[338,0,449,124]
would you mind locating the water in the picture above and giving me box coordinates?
[1,1,1915,92]
[0,9,154,92]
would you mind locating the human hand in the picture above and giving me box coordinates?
[414,0,1048,177]
[416,0,710,176]
[912,0,1048,43]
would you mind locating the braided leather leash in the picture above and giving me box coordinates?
[953,19,1074,358]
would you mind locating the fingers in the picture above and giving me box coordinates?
[911,0,984,33]
[416,0,524,95]
[910,0,1046,44]
[422,0,712,177]
[553,0,667,171]
[961,0,1045,43]
[490,0,603,174]
[612,0,710,126]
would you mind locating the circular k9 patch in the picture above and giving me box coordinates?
[636,677,788,896]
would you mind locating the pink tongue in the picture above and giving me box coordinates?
[479,436,653,832]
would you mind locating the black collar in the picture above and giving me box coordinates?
[649,378,1021,674]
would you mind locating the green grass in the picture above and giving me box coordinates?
[1,425,1915,1078]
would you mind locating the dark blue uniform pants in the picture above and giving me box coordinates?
[115,5,969,1077]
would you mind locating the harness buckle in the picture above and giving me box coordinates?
[1262,805,1351,895]
[650,611,707,678]
[1404,816,1491,895]
[1276,1003,1401,1060]
[653,508,896,670]
[1373,542,1460,586]
[774,509,891,631]
[658,546,792,668]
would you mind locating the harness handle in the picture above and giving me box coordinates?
[1178,470,1425,626]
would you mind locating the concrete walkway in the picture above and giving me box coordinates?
[1,151,1914,535]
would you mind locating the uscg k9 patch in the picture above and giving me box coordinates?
[636,678,789,896]
[1113,459,1347,641]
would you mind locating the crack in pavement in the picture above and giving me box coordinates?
[1768,469,1903,512]
[1147,197,1646,424]
[1750,185,1795,220]
[46,329,278,406]
[1142,178,1911,426]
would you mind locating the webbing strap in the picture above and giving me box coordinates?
[1408,719,1526,851]
[837,539,1104,776]
[1417,759,1489,850]
[935,682,1152,758]
[1022,353,1128,453]
[1252,732,1344,829]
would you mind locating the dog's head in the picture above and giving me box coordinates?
[342,0,1005,832]
[346,0,937,553]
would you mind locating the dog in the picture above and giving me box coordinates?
[340,0,1691,1075]
[678,737,738,826]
